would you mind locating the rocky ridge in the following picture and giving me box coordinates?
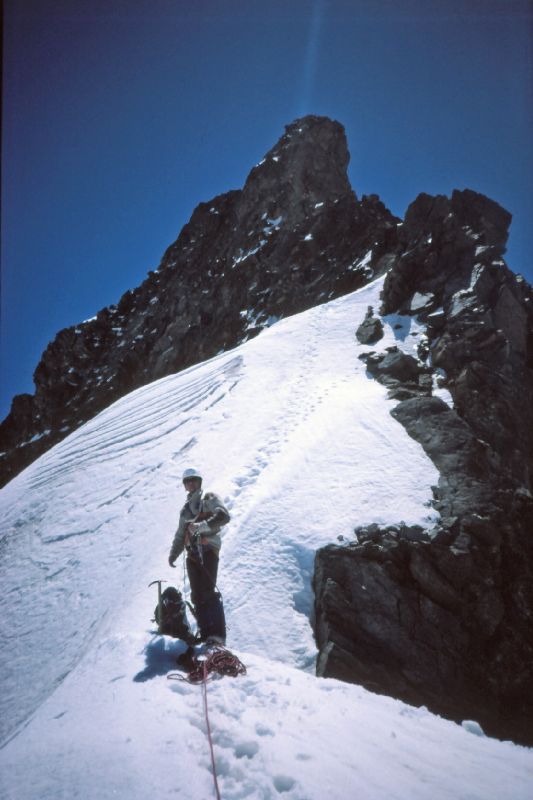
[0,116,398,486]
[313,190,533,745]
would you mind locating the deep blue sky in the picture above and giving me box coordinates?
[2,0,532,419]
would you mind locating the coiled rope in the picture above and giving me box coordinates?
[168,647,246,799]
[170,646,246,684]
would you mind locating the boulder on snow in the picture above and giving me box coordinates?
[358,347,431,401]
[355,306,384,344]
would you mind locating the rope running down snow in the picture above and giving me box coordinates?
[168,647,246,799]
[202,659,222,800]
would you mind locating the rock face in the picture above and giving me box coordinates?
[313,189,533,745]
[0,116,398,486]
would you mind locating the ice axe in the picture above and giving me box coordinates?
[149,579,167,634]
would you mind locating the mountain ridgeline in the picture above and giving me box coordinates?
[2,116,533,743]
[0,117,397,486]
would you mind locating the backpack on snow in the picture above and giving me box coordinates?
[154,586,197,644]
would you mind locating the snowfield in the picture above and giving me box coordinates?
[1,276,532,799]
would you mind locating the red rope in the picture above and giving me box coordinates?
[202,660,222,800]
[169,646,246,685]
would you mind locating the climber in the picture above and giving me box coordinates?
[168,467,229,645]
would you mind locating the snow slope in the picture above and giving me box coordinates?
[1,276,531,799]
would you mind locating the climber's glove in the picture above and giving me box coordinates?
[188,521,210,537]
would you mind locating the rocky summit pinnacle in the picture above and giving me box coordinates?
[0,115,398,486]
[242,116,354,221]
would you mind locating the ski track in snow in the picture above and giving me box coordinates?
[1,275,532,799]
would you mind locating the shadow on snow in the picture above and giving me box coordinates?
[133,633,189,682]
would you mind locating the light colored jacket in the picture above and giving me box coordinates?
[169,488,230,562]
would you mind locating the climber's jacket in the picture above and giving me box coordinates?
[169,488,230,562]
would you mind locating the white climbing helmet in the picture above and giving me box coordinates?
[182,467,202,483]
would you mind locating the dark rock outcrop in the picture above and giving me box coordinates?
[314,189,533,745]
[355,306,384,345]
[358,346,433,401]
[0,116,399,486]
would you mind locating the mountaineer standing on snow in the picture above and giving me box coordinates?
[168,468,229,645]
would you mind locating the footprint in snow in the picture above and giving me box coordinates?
[255,723,274,737]
[273,774,296,793]
[234,740,259,759]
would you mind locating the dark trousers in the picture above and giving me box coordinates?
[186,546,226,641]
[186,546,219,607]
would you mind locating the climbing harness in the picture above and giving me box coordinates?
[168,646,246,800]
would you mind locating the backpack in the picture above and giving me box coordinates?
[154,586,197,644]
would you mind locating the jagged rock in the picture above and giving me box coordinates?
[355,306,384,344]
[371,350,421,382]
[354,522,430,544]
[314,185,533,745]
[380,190,513,318]
[314,543,474,715]
[390,397,495,512]
[358,348,431,401]
[0,116,399,487]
